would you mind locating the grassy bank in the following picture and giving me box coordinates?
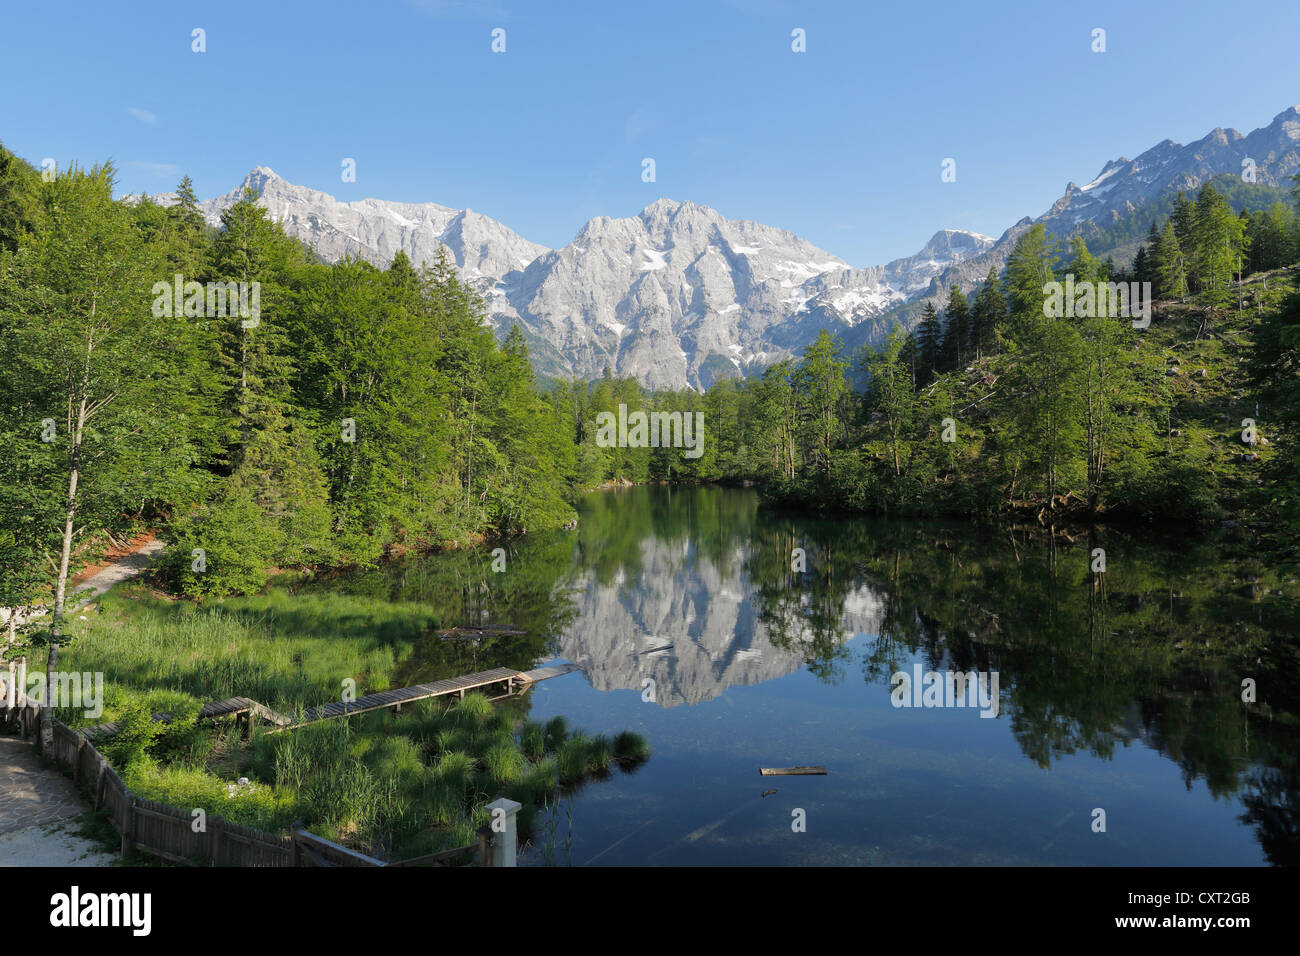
[35,581,647,862]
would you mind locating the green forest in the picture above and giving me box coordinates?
[588,181,1300,550]
[3,146,1300,642]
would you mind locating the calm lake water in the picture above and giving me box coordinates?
[326,486,1300,866]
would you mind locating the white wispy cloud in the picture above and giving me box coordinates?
[127,107,159,125]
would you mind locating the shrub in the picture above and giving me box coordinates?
[160,489,279,599]
[101,699,162,770]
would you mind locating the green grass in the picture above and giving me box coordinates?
[49,584,439,724]
[612,730,651,762]
[94,690,647,861]
[520,721,546,760]
[555,734,590,784]
[45,584,649,862]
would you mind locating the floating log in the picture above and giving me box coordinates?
[760,789,778,798]
[759,766,826,776]
[436,625,526,641]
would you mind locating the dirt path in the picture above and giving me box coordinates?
[0,737,113,866]
[70,536,165,607]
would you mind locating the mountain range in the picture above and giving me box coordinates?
[156,106,1300,389]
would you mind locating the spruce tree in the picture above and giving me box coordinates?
[1005,223,1058,329]
[970,265,1005,360]
[914,302,943,386]
[1155,220,1188,301]
[939,285,970,372]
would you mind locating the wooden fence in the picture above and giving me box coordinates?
[6,703,498,867]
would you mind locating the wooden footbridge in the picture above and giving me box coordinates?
[80,662,583,741]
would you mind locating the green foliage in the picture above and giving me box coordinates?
[100,700,163,770]
[0,149,580,612]
[612,730,651,762]
[159,488,278,598]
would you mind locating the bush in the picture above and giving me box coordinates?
[160,488,279,599]
[100,699,162,770]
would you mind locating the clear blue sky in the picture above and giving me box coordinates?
[3,0,1298,266]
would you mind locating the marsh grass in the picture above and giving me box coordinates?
[58,587,648,862]
[52,585,434,720]
[612,730,651,763]
[520,721,546,760]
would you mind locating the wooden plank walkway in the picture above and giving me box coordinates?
[519,663,584,682]
[281,666,525,729]
[81,662,585,740]
[81,695,292,740]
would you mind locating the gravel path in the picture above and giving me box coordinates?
[0,736,113,866]
[0,538,164,866]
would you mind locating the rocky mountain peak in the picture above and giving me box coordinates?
[172,107,1300,389]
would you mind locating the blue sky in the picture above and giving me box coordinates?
[3,0,1298,266]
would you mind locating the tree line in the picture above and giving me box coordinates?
[0,153,579,626]
[4,147,1298,628]
[619,179,1300,537]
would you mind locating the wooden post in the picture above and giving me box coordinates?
[41,643,57,750]
[483,797,520,867]
[210,817,223,867]
[94,761,106,809]
[73,736,85,784]
[291,822,303,867]
[477,827,492,867]
[16,656,29,739]
[121,796,135,860]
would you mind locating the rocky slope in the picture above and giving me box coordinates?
[170,106,1300,386]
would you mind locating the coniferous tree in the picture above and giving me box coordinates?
[1192,182,1245,308]
[1132,244,1151,288]
[939,285,970,372]
[1155,220,1188,301]
[970,265,1005,360]
[1171,192,1198,284]
[900,331,919,389]
[914,303,943,385]
[1005,223,1058,329]
[1000,225,1082,505]
[1067,236,1099,283]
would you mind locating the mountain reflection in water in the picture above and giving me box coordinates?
[314,486,1299,866]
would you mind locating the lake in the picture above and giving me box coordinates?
[319,485,1300,866]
